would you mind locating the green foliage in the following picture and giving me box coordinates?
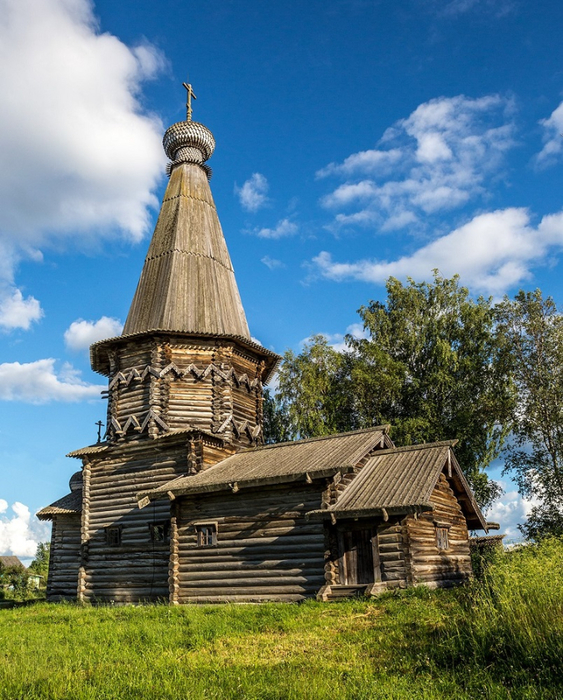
[438,537,563,685]
[0,562,29,601]
[1,541,562,699]
[496,290,563,539]
[262,388,290,444]
[276,335,355,438]
[29,542,50,580]
[276,273,514,508]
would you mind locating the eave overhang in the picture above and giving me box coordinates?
[90,329,280,383]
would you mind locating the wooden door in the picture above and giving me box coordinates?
[340,527,380,585]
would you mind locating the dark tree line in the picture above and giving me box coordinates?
[264,273,563,538]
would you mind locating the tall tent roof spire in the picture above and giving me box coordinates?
[122,83,251,340]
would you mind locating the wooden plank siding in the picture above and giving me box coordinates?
[176,484,327,603]
[46,515,81,601]
[405,471,472,588]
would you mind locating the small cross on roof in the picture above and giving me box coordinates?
[182,81,197,121]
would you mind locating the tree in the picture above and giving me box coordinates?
[0,560,29,600]
[496,290,563,539]
[276,274,515,509]
[29,542,50,580]
[262,388,290,444]
[276,335,355,439]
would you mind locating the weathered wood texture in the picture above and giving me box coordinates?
[122,161,251,339]
[46,515,81,601]
[81,442,191,603]
[177,484,326,603]
[105,336,265,450]
[405,471,472,587]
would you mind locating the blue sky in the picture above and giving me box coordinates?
[1,0,562,558]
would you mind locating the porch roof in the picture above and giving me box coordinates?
[307,441,488,531]
[137,426,392,502]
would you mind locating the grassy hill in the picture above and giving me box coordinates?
[0,538,561,700]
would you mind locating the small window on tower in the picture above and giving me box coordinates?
[195,523,217,547]
[105,526,122,547]
[148,521,170,543]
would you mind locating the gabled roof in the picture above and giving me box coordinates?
[37,491,82,521]
[0,556,25,569]
[137,426,392,503]
[307,441,488,530]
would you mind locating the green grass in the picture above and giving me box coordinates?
[1,538,562,700]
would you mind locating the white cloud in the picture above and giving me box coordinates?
[0,359,104,403]
[0,501,49,558]
[64,316,123,351]
[0,288,43,330]
[487,486,540,544]
[252,218,298,240]
[235,173,270,212]
[536,101,563,167]
[319,94,515,232]
[311,208,563,296]
[0,0,165,311]
[300,323,368,354]
[317,148,403,178]
[261,255,285,270]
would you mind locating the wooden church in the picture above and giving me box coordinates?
[38,86,493,604]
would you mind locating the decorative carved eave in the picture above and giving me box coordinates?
[90,330,280,383]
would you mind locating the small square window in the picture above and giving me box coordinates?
[196,523,217,547]
[105,526,122,547]
[148,521,170,543]
[436,526,449,551]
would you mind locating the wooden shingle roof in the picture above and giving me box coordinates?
[0,556,25,569]
[138,426,392,503]
[123,161,250,339]
[37,491,82,521]
[308,441,487,530]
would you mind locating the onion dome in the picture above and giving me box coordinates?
[163,83,214,178]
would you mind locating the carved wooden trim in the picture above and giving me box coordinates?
[108,362,262,392]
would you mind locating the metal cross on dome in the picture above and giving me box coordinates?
[182,81,197,121]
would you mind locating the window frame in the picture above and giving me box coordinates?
[194,522,218,548]
[435,523,451,552]
[105,525,122,547]
[148,520,170,544]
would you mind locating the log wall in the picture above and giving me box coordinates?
[176,483,327,603]
[104,337,265,448]
[81,441,189,603]
[46,514,81,601]
[405,471,472,588]
[377,519,409,586]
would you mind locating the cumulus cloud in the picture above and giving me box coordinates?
[0,359,104,403]
[0,501,49,558]
[252,218,298,240]
[0,288,43,330]
[261,255,285,270]
[64,316,123,351]
[319,94,515,232]
[487,484,540,543]
[0,0,165,325]
[235,173,270,212]
[311,208,563,296]
[536,101,563,167]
